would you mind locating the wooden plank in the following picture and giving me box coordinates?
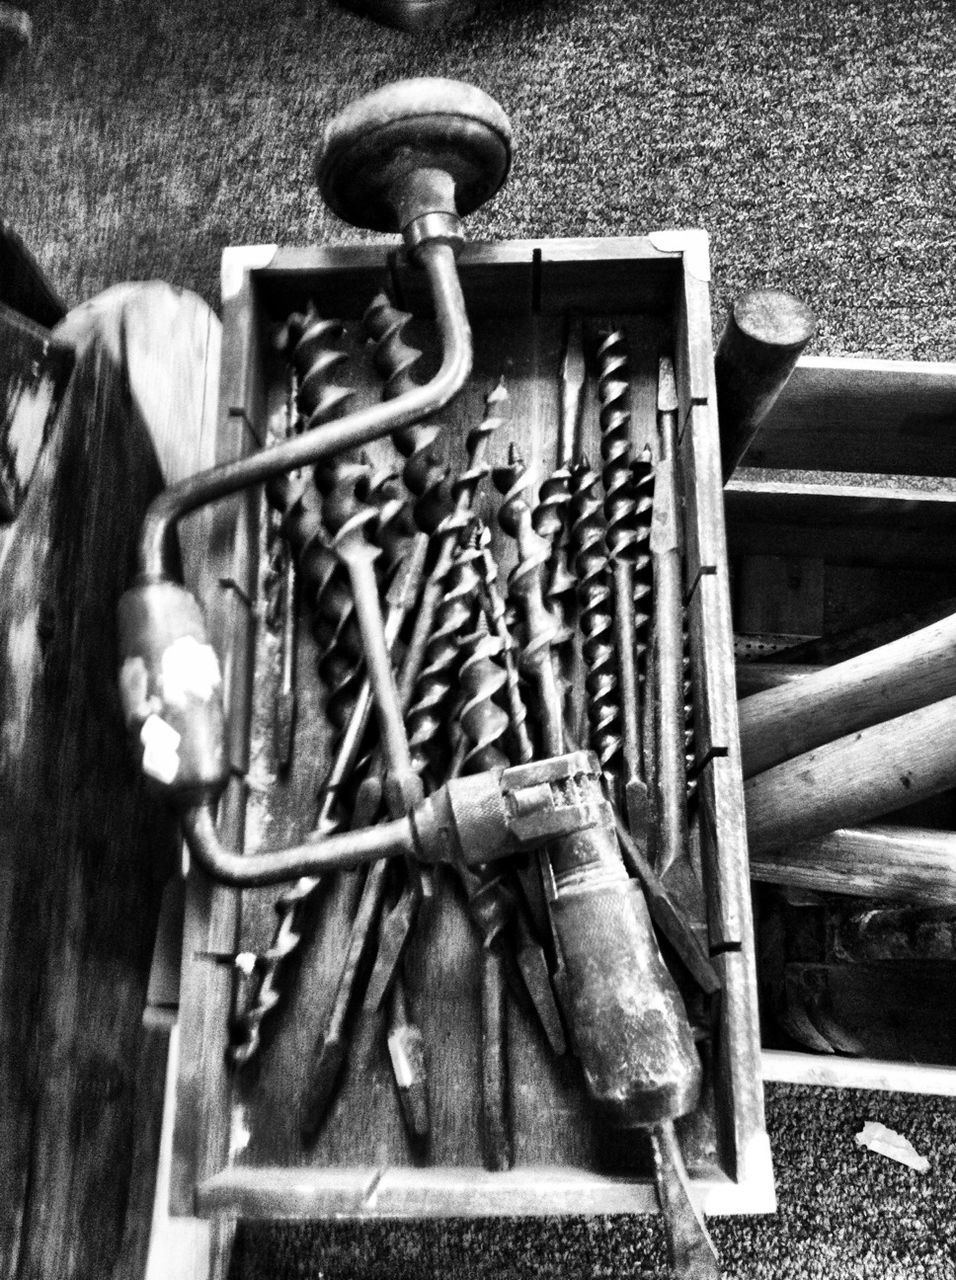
[196,1161,773,1219]
[694,754,747,949]
[762,1050,956,1096]
[686,571,738,765]
[680,402,730,587]
[738,356,956,477]
[537,237,679,316]
[710,948,771,1194]
[725,478,956,569]
[0,284,219,1280]
[169,272,256,1218]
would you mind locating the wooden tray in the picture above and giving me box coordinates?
[170,234,772,1226]
[727,353,956,1094]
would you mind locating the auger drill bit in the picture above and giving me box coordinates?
[265,307,354,765]
[303,460,430,1144]
[493,446,565,754]
[457,609,567,1058]
[232,314,361,1068]
[267,372,300,772]
[495,446,716,1280]
[404,529,483,780]
[470,519,555,949]
[456,617,514,1171]
[568,455,621,785]
[358,525,487,1018]
[314,391,505,1065]
[597,329,648,837]
[394,380,506,715]
[364,291,455,534]
[532,458,576,700]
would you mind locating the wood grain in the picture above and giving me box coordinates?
[739,611,956,777]
[745,694,956,853]
[737,356,956,478]
[749,823,956,904]
[725,477,956,569]
[178,238,768,1221]
[0,283,219,1280]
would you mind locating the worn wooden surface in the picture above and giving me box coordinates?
[174,237,770,1221]
[750,824,956,904]
[739,611,956,777]
[0,282,220,1280]
[735,355,956,478]
[0,303,74,522]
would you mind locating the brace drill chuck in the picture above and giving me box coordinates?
[116,593,609,878]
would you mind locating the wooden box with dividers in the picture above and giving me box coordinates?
[163,233,774,1244]
[726,353,956,1095]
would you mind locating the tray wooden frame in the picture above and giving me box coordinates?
[169,233,773,1228]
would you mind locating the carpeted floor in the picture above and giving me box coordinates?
[2,1,956,1277]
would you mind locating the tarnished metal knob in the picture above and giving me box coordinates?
[315,77,512,237]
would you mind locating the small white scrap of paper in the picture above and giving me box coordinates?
[855,1121,930,1172]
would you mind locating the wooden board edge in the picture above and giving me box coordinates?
[761,1050,956,1096]
[194,1162,775,1220]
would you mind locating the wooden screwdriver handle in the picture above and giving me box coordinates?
[745,693,956,853]
[738,611,956,778]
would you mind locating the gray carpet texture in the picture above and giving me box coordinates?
[3,1,956,1277]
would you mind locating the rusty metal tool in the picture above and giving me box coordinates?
[302,470,430,1142]
[496,445,716,1278]
[229,539,428,1069]
[568,453,620,786]
[597,328,648,836]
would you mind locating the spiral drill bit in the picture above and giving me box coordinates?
[568,455,620,784]
[230,311,358,1067]
[270,307,366,747]
[472,520,533,765]
[631,444,656,679]
[532,458,576,689]
[284,303,354,430]
[364,291,455,534]
[404,526,483,779]
[597,328,648,836]
[393,381,506,718]
[493,445,564,755]
[457,617,512,777]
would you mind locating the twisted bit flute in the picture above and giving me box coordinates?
[597,328,647,834]
[364,291,455,534]
[568,455,620,784]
